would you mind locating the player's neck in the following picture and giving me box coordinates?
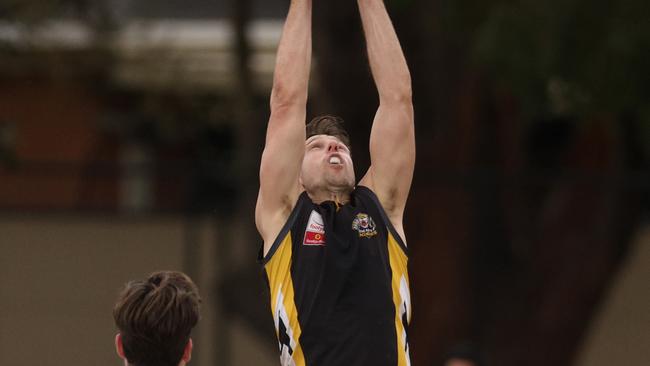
[308,188,351,206]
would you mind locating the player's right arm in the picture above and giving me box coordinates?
[256,0,312,253]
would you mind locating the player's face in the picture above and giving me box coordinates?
[301,135,355,193]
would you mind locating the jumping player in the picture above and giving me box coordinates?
[256,0,414,364]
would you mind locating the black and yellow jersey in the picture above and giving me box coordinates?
[260,186,411,366]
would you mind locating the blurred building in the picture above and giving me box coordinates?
[0,1,285,366]
[0,0,286,214]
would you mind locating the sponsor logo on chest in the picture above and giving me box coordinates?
[352,213,378,238]
[303,210,326,246]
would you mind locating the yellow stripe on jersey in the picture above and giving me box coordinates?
[264,232,306,366]
[388,232,412,366]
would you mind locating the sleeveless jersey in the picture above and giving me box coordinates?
[260,186,411,366]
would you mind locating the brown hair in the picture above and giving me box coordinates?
[306,115,351,150]
[113,271,201,366]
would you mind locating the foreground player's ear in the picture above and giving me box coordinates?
[115,333,126,359]
[181,338,193,364]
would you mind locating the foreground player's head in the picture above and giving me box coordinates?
[443,342,482,366]
[113,271,201,366]
[301,115,355,194]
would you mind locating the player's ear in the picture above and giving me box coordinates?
[181,338,193,363]
[115,333,126,359]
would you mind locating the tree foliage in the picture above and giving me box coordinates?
[470,0,650,121]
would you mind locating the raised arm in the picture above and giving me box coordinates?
[357,0,415,238]
[256,0,312,247]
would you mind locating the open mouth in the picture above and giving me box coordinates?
[328,155,342,165]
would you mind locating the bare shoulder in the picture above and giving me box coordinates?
[256,187,301,255]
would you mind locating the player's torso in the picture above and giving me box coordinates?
[261,186,411,366]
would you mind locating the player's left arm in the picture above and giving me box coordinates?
[357,0,415,239]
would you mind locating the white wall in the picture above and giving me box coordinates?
[0,215,275,366]
[575,224,650,366]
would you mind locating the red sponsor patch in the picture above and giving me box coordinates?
[304,231,326,245]
[303,210,326,246]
